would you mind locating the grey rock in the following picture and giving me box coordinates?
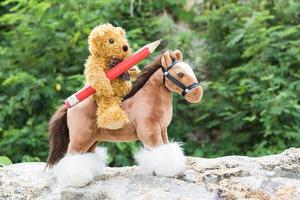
[0,148,299,200]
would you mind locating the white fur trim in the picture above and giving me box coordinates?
[53,147,107,187]
[134,143,186,177]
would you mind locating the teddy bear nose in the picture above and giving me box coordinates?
[123,45,128,52]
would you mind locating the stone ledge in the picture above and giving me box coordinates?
[0,148,299,200]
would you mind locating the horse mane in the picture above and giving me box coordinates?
[123,51,166,100]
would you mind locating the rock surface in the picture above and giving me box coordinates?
[0,148,299,200]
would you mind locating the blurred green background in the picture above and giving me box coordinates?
[0,0,299,166]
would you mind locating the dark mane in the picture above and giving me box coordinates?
[123,52,165,100]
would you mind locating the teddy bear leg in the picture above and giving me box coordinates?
[96,97,129,130]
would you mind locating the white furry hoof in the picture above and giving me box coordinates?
[53,147,107,187]
[134,143,186,177]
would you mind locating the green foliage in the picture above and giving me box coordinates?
[0,156,12,166]
[0,0,299,166]
[0,0,196,165]
[192,0,300,156]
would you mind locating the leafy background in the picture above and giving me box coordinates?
[0,0,299,166]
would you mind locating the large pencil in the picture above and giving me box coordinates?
[65,39,162,108]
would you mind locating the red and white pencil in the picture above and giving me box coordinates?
[65,39,162,108]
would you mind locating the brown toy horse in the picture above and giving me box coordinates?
[47,50,203,187]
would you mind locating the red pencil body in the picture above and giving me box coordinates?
[65,47,151,108]
[106,48,149,80]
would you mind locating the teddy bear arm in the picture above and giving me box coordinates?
[110,80,132,97]
[85,67,114,97]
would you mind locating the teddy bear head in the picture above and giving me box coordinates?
[88,23,131,61]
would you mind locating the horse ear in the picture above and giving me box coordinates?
[171,49,183,61]
[161,51,172,68]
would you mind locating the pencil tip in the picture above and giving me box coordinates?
[147,39,162,53]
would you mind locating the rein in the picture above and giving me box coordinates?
[161,60,198,96]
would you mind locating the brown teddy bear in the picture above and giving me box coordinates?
[84,23,139,129]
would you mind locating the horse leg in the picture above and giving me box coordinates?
[67,130,95,153]
[161,128,169,144]
[136,124,164,148]
[87,141,99,152]
[134,124,186,177]
[53,97,107,187]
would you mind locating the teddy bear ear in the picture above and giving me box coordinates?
[171,49,183,61]
[88,26,105,55]
[161,51,173,69]
[88,26,104,42]
[116,27,126,36]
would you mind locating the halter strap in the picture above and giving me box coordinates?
[161,60,198,96]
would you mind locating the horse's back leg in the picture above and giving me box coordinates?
[53,97,107,187]
[67,124,97,154]
[134,123,186,177]
[67,96,98,153]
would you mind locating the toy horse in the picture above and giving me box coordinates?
[47,50,203,187]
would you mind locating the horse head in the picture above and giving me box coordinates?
[160,50,203,103]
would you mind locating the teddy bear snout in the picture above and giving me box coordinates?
[123,45,128,52]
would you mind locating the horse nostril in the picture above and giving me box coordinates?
[123,45,128,52]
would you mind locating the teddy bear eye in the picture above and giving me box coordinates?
[177,72,184,78]
[109,39,114,44]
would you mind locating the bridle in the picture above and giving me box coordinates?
[161,60,198,96]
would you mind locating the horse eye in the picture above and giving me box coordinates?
[177,72,184,78]
[109,39,114,44]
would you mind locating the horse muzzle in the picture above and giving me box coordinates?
[185,86,203,103]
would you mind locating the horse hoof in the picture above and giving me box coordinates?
[53,147,107,187]
[134,142,186,177]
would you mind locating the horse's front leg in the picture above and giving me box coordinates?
[161,128,169,144]
[135,123,186,177]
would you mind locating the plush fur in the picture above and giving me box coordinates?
[84,23,139,129]
[53,147,107,187]
[48,50,203,186]
[134,143,187,177]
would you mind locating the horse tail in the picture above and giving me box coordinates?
[46,105,69,168]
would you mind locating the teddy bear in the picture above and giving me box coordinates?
[84,23,139,129]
